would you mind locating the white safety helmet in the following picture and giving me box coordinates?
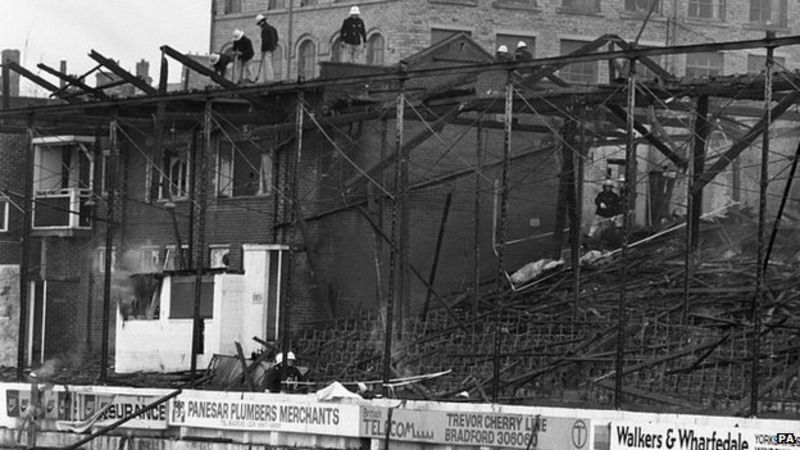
[209,53,221,65]
[287,351,296,360]
[602,179,615,187]
[497,45,508,53]
[517,41,527,49]
[274,352,283,364]
[256,13,266,23]
[349,5,361,15]
[233,29,244,40]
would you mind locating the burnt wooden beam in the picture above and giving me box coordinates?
[606,104,686,168]
[524,34,614,85]
[695,90,800,191]
[89,50,158,95]
[689,95,709,249]
[160,45,236,89]
[37,63,111,101]
[2,60,77,103]
[606,35,676,82]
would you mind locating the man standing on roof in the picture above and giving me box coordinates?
[209,53,233,78]
[255,14,279,83]
[232,29,255,83]
[515,41,532,61]
[339,6,367,64]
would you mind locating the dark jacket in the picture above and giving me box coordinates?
[213,53,233,76]
[233,35,255,61]
[515,47,533,61]
[259,23,279,52]
[340,16,367,45]
[263,364,305,393]
[595,189,621,218]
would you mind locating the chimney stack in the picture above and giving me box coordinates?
[59,60,67,88]
[1,49,21,97]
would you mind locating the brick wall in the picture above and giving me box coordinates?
[0,132,25,265]
[211,0,800,82]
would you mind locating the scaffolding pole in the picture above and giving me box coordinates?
[492,73,513,403]
[383,84,404,396]
[474,120,483,317]
[614,58,636,409]
[100,112,118,382]
[281,91,304,390]
[190,100,212,384]
[16,115,34,381]
[751,34,774,418]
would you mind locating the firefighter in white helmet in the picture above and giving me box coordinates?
[263,351,305,393]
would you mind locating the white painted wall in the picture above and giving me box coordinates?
[115,273,247,373]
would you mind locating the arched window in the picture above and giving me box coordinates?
[298,40,316,80]
[331,37,344,63]
[273,44,283,80]
[366,34,385,65]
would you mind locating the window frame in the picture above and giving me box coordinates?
[96,246,117,273]
[140,247,162,273]
[624,0,661,14]
[0,198,8,233]
[224,0,242,14]
[164,245,190,271]
[298,39,317,80]
[687,0,725,20]
[366,33,385,66]
[685,52,724,78]
[749,0,787,27]
[560,0,600,12]
[209,245,232,269]
[558,39,599,84]
[216,139,273,198]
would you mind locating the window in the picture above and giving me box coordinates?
[431,28,471,45]
[496,34,536,57]
[367,34,385,65]
[614,46,666,81]
[298,40,317,80]
[747,54,786,73]
[750,0,786,26]
[31,137,94,230]
[153,146,191,200]
[331,37,344,63]
[224,0,242,13]
[688,0,724,20]
[268,0,286,9]
[0,198,8,232]
[96,247,117,273]
[217,140,273,198]
[164,245,190,271]
[559,40,598,84]
[209,246,231,269]
[141,247,161,273]
[561,0,600,11]
[300,0,318,6]
[625,0,661,14]
[685,52,723,78]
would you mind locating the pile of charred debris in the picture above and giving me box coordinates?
[294,206,800,415]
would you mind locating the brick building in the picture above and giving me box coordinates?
[209,0,799,81]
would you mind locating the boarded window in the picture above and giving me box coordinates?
[169,276,214,319]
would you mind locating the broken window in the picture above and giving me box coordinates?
[750,0,786,26]
[164,245,190,271]
[95,246,117,273]
[685,52,723,78]
[154,145,191,200]
[140,247,161,273]
[31,137,94,229]
[367,34,385,66]
[209,246,231,269]
[688,0,725,20]
[216,140,273,198]
[559,40,598,84]
[120,274,161,320]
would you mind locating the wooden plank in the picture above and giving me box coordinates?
[36,63,111,101]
